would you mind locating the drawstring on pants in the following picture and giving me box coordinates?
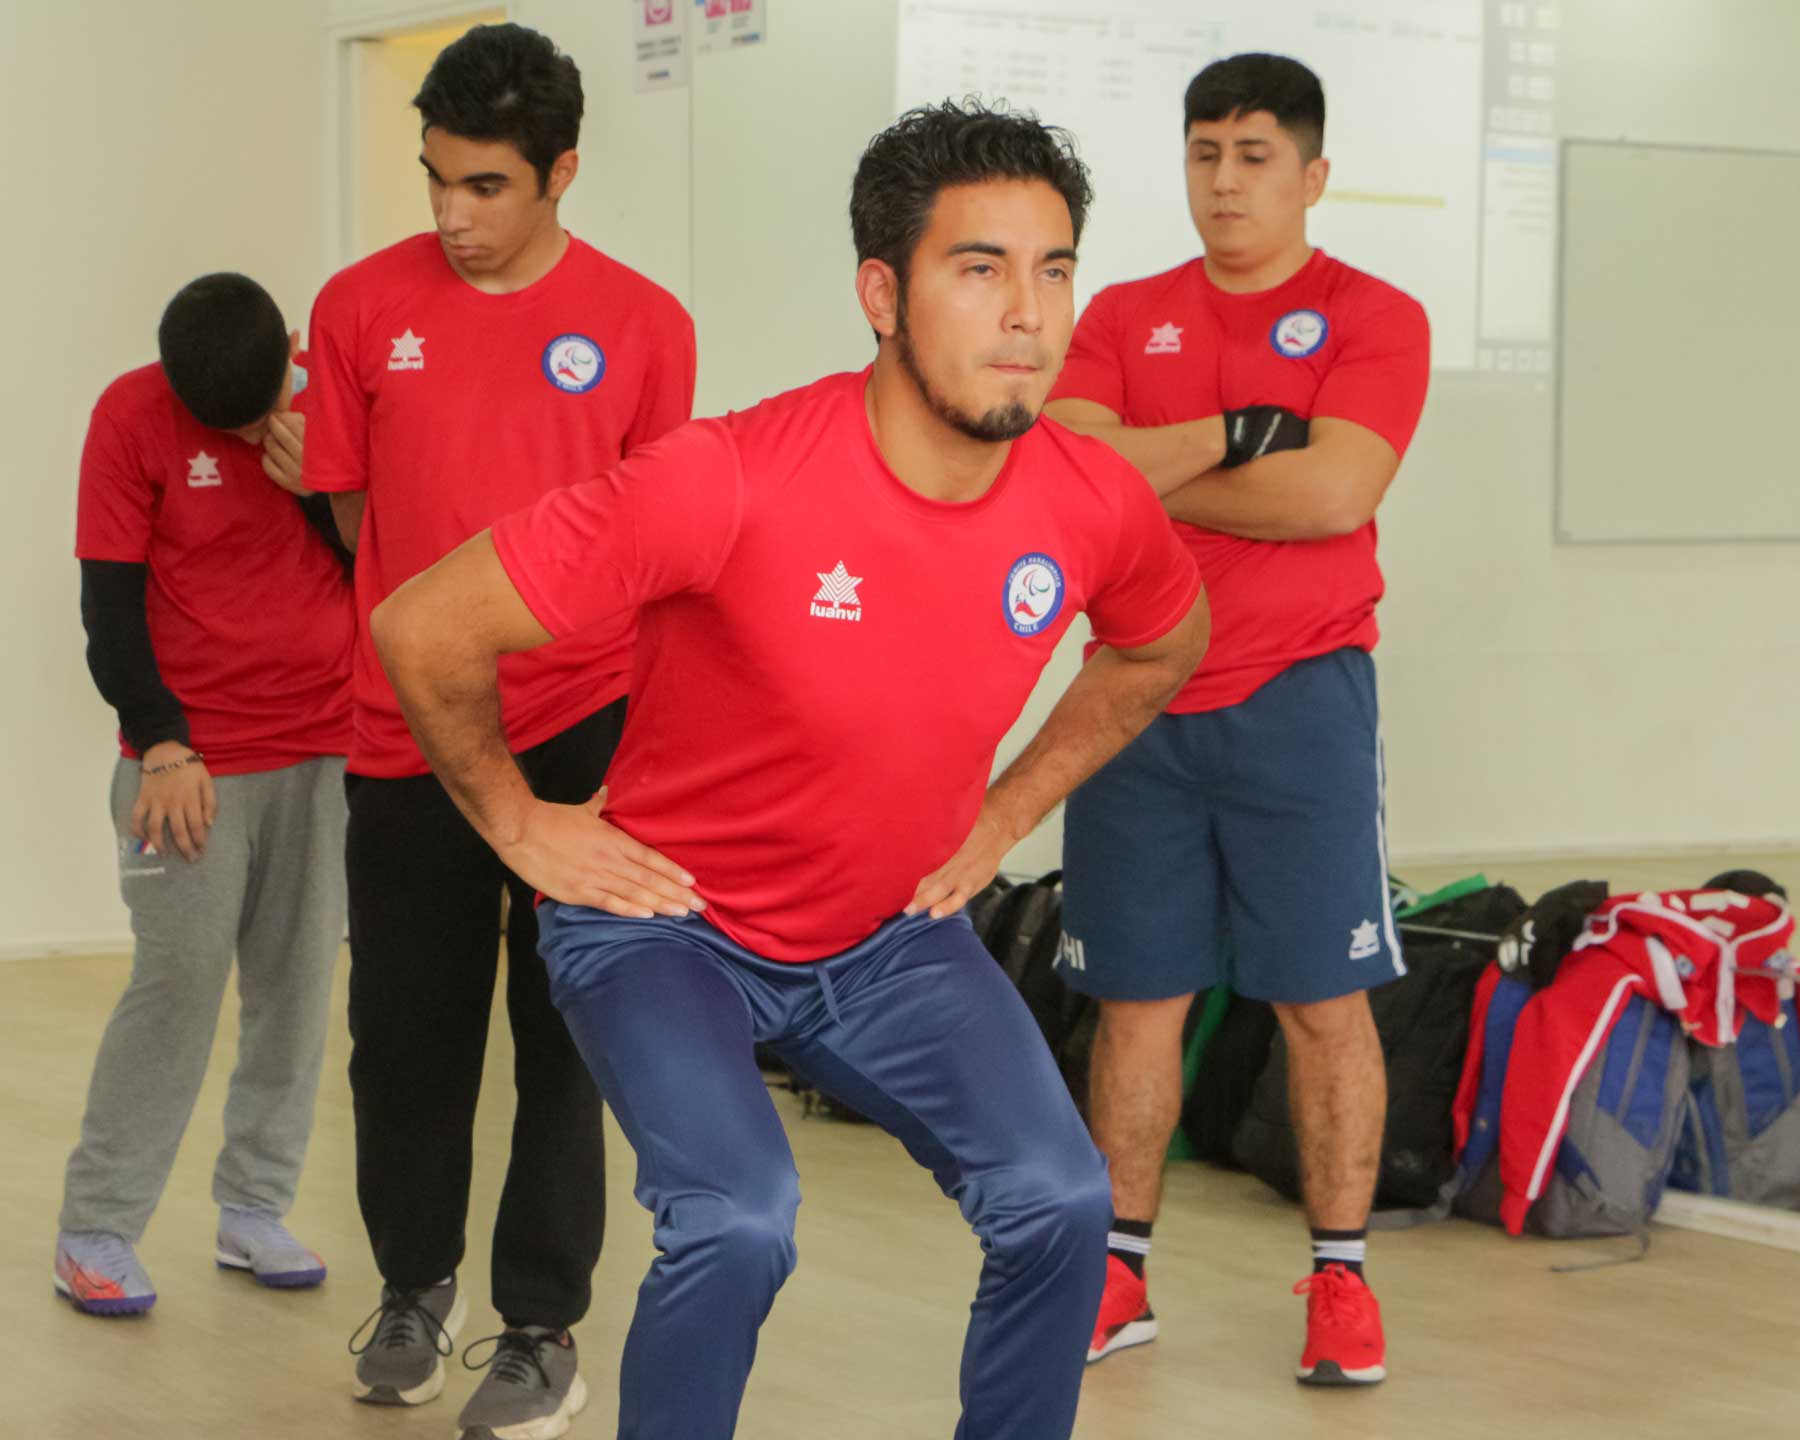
[815,964,844,1027]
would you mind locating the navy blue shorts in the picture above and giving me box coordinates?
[1059,648,1403,1004]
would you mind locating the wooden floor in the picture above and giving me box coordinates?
[8,849,1798,1440]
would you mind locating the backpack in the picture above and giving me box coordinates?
[1229,880,1526,1210]
[1451,967,1690,1241]
[769,872,1086,1125]
[1180,988,1276,1165]
[1668,867,1800,1207]
[1670,995,1800,1209]
[962,870,1101,1111]
[966,872,1020,953]
[1496,879,1610,990]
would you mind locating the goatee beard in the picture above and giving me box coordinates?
[894,307,1038,444]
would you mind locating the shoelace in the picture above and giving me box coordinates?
[1292,1265,1362,1328]
[347,1287,456,1358]
[463,1329,557,1388]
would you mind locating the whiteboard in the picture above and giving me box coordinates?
[1556,140,1800,542]
[896,0,1494,369]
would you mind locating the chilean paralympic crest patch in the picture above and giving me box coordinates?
[1004,553,1065,637]
[541,333,606,393]
[1270,308,1328,359]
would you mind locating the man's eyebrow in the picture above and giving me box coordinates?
[418,156,512,184]
[1188,137,1273,148]
[943,241,1077,263]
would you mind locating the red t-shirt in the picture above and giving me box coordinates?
[1051,249,1430,712]
[74,362,354,774]
[302,232,697,777]
[492,369,1201,961]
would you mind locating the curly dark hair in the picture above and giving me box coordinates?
[850,98,1093,290]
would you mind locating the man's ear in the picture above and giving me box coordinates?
[1303,155,1330,208]
[856,259,902,341]
[288,328,301,358]
[546,149,579,202]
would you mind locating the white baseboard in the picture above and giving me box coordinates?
[1389,837,1800,869]
[0,936,131,964]
[1654,1191,1800,1254]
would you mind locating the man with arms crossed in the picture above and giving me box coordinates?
[1046,53,1430,1385]
[59,273,352,1314]
[374,102,1210,1440]
[302,23,694,1432]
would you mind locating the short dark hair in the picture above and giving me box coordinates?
[413,23,583,192]
[158,274,289,431]
[850,99,1093,291]
[1183,53,1325,162]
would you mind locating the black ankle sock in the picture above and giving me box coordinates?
[1310,1227,1367,1277]
[1108,1218,1153,1279]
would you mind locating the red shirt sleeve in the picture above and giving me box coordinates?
[75,387,156,563]
[624,301,697,455]
[1084,457,1204,651]
[1311,296,1431,457]
[491,418,744,640]
[1049,285,1127,414]
[299,278,370,494]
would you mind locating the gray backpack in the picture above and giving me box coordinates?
[1670,997,1800,1209]
[1454,984,1691,1242]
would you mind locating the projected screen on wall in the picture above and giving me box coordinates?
[895,0,1560,375]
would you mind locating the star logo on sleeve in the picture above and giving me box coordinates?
[1348,919,1382,960]
[387,328,426,372]
[185,450,222,488]
[1144,322,1183,355]
[809,561,864,622]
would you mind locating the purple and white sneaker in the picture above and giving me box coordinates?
[215,1207,326,1288]
[55,1231,157,1316]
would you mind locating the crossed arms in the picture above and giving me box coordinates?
[1043,399,1401,542]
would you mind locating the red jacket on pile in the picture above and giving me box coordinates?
[1455,889,1794,1235]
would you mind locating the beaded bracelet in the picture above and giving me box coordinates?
[144,751,206,776]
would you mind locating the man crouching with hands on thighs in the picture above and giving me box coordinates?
[372,101,1209,1440]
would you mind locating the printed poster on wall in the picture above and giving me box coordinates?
[633,0,689,91]
[693,0,767,54]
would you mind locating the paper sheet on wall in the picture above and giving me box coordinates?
[633,0,689,91]
[693,0,767,54]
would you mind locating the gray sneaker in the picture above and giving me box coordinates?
[348,1277,467,1406]
[457,1327,588,1440]
[215,1207,326,1288]
[54,1230,157,1316]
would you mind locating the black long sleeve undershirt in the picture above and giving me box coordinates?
[299,491,355,577]
[79,559,190,754]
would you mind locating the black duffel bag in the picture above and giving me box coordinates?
[1230,882,1527,1209]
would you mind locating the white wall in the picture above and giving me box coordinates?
[1376,0,1800,862]
[7,0,1797,954]
[2,0,335,957]
[350,15,507,260]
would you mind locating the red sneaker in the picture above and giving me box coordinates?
[1086,1254,1157,1363]
[1293,1264,1386,1385]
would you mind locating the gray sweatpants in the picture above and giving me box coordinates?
[59,755,348,1241]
